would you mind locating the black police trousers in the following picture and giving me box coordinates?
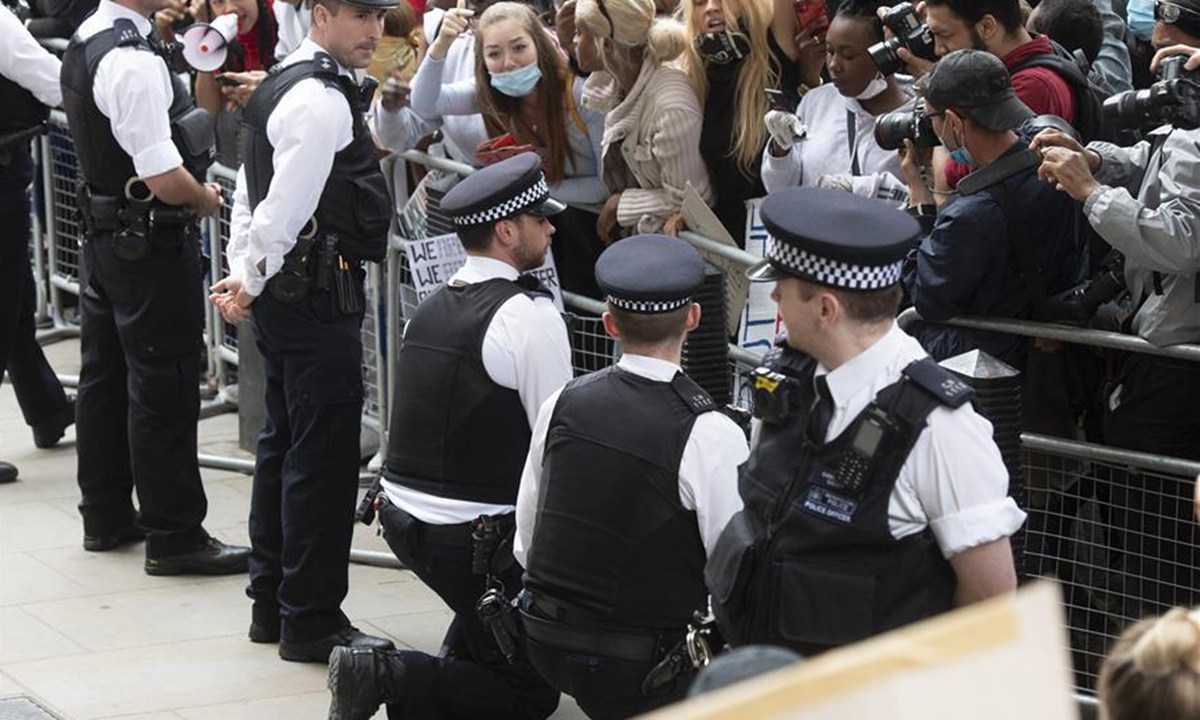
[76,222,209,557]
[524,625,689,720]
[0,151,70,434]
[247,284,364,643]
[376,499,560,720]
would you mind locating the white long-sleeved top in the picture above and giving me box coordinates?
[226,38,355,297]
[381,255,574,525]
[760,83,911,205]
[1,3,62,108]
[272,0,311,61]
[75,0,181,179]
[403,17,487,166]
[409,55,607,205]
[513,354,750,569]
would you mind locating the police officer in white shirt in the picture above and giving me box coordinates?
[707,186,1026,656]
[325,153,569,720]
[515,234,750,720]
[0,1,75,485]
[61,0,248,574]
[208,0,397,663]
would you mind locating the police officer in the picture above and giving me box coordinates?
[515,235,750,720]
[208,0,397,662]
[61,0,249,572]
[325,152,570,720]
[707,187,1026,656]
[0,0,75,485]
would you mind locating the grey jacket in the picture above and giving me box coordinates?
[1085,126,1200,346]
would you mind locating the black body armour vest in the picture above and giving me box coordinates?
[523,367,714,631]
[384,278,546,504]
[60,19,214,197]
[706,350,971,656]
[240,55,390,263]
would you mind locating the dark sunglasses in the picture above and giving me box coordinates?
[1155,1,1200,24]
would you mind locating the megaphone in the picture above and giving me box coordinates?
[181,13,239,73]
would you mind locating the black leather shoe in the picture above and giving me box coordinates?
[249,621,281,644]
[83,524,147,552]
[327,646,408,720]
[0,461,17,484]
[144,537,250,576]
[280,627,395,664]
[32,395,75,449]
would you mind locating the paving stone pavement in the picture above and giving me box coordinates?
[1,339,586,720]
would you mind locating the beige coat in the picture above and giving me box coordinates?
[589,59,713,235]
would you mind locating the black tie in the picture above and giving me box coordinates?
[807,375,834,444]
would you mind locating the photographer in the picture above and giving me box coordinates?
[761,0,913,206]
[899,49,1088,366]
[1032,38,1200,465]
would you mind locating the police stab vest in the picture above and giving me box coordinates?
[60,19,214,197]
[383,278,547,504]
[523,366,714,631]
[706,350,970,656]
[0,74,49,136]
[240,53,390,263]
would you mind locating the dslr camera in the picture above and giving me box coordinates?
[873,104,940,151]
[868,2,937,77]
[1105,55,1200,131]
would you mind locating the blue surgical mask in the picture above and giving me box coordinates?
[1127,0,1156,41]
[489,61,542,98]
[949,146,974,166]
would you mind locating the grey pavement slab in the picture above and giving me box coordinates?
[1,338,586,720]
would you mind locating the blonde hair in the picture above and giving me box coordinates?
[575,0,689,88]
[678,0,778,177]
[473,2,577,183]
[1099,607,1200,720]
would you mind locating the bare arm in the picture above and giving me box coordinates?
[143,166,221,215]
[193,72,224,119]
[949,538,1017,607]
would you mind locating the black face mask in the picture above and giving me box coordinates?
[693,18,751,66]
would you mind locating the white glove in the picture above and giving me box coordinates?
[815,173,855,193]
[764,110,806,152]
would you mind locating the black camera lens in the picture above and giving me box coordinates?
[873,110,914,151]
[867,37,906,77]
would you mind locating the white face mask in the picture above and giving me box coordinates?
[855,73,888,100]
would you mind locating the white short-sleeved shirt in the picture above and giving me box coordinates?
[513,354,750,569]
[226,38,356,297]
[381,255,574,524]
[1,4,62,107]
[811,323,1026,558]
[75,0,182,179]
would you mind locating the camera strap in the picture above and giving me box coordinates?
[846,109,861,176]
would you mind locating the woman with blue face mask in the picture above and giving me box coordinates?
[409,1,610,294]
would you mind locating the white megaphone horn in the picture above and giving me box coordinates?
[181,13,239,73]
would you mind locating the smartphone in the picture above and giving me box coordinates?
[764,88,792,112]
[215,74,242,87]
[794,0,829,34]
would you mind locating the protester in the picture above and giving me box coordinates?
[1098,606,1200,720]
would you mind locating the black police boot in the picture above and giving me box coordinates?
[327,646,409,720]
[249,603,282,644]
[280,626,396,664]
[0,461,17,484]
[83,524,147,552]
[32,395,75,449]
[144,536,251,576]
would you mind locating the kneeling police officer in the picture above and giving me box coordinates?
[61,0,248,573]
[707,187,1026,656]
[515,235,750,720]
[209,0,397,661]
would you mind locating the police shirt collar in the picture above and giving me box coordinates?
[287,38,354,77]
[617,354,682,383]
[460,254,520,282]
[99,0,151,36]
[816,322,906,410]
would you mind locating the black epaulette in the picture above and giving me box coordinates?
[901,358,974,409]
[112,18,143,47]
[311,51,340,79]
[514,273,555,301]
[671,373,717,415]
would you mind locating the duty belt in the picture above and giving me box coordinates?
[75,183,195,235]
[520,594,682,663]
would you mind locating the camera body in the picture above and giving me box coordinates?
[1104,55,1200,131]
[868,3,937,77]
[874,103,940,152]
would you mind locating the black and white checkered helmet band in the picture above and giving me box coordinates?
[606,295,692,314]
[451,178,550,226]
[766,236,903,289]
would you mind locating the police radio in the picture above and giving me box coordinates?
[829,406,896,496]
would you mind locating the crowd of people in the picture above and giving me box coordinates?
[3,0,1200,718]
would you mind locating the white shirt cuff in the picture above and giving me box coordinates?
[132,140,184,180]
[930,498,1027,559]
[240,256,268,297]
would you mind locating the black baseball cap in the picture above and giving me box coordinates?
[922,49,1035,132]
